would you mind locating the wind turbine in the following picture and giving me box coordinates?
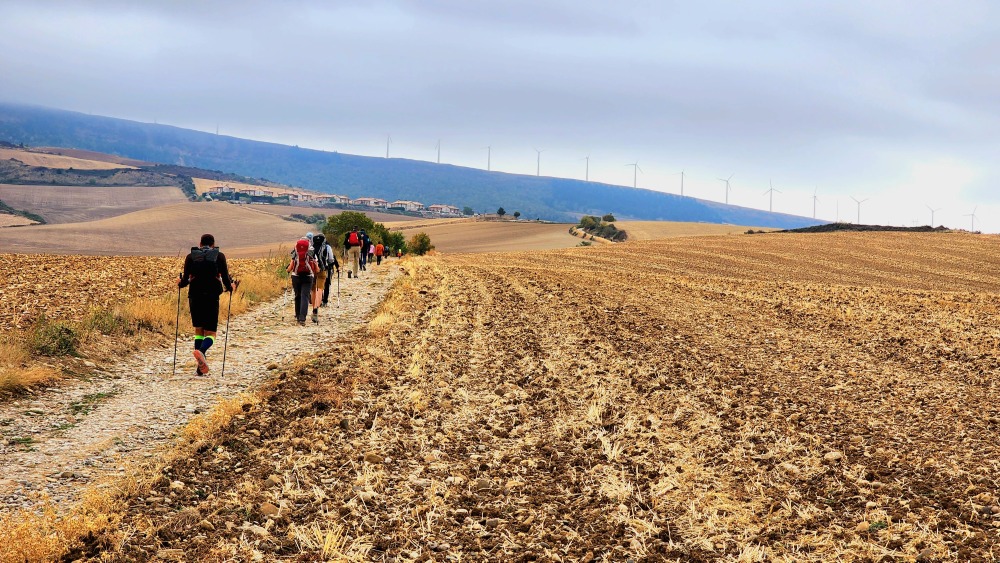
[626,162,642,189]
[763,180,781,212]
[385,134,392,158]
[535,148,544,176]
[675,170,685,196]
[486,146,491,171]
[964,205,979,232]
[718,174,734,204]
[849,196,868,224]
[436,139,441,164]
[582,154,590,181]
[927,205,941,226]
[812,188,820,219]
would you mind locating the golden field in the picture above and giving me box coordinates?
[384,217,583,252]
[20,230,1000,562]
[0,148,135,170]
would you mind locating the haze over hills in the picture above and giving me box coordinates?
[0,102,824,228]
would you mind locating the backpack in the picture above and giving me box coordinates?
[189,246,221,292]
[348,231,360,246]
[312,235,329,271]
[292,239,318,276]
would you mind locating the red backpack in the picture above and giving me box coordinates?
[292,239,318,275]
[348,231,360,246]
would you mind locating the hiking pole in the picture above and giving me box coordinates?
[220,280,237,378]
[172,273,182,377]
[337,268,341,307]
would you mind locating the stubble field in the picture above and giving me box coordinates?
[54,231,1000,562]
[0,184,189,224]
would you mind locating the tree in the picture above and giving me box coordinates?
[513,211,521,220]
[322,210,391,251]
[463,206,474,216]
[497,207,506,217]
[407,232,434,256]
[602,213,616,223]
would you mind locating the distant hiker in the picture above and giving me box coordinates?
[311,233,338,319]
[397,249,402,258]
[343,226,362,278]
[178,233,236,375]
[287,237,319,325]
[359,229,372,271]
[374,242,385,265]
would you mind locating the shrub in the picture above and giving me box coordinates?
[602,213,616,222]
[407,232,434,256]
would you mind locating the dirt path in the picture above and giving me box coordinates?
[0,266,398,514]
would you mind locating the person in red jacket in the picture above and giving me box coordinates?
[374,242,385,265]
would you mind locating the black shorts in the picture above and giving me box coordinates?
[189,293,221,332]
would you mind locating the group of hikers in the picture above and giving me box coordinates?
[177,227,398,375]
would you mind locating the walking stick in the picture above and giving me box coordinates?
[337,268,341,307]
[172,273,182,377]
[220,280,238,377]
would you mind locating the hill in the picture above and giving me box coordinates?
[0,102,824,229]
[0,184,188,224]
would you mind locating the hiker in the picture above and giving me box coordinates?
[359,229,371,271]
[374,241,385,265]
[287,237,319,325]
[311,233,338,319]
[316,234,340,306]
[396,249,402,258]
[178,233,236,376]
[343,226,362,278]
[368,242,376,266]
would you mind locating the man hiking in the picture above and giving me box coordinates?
[311,233,339,319]
[287,237,319,325]
[343,226,362,278]
[178,233,236,376]
[374,241,385,266]
[358,229,371,271]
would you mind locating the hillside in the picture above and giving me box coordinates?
[0,184,188,224]
[0,103,824,229]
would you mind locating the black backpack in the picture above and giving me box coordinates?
[189,246,221,292]
[312,235,329,271]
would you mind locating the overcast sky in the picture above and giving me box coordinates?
[2,0,998,231]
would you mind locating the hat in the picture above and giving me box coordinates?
[305,232,314,240]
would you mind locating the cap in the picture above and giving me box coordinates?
[306,232,314,240]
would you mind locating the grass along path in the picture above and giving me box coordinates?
[0,265,398,516]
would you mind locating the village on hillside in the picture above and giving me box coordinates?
[202,183,464,217]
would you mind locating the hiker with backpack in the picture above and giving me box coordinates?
[343,226,362,278]
[287,237,319,325]
[177,233,237,376]
[374,241,385,266]
[311,233,339,319]
[358,229,371,271]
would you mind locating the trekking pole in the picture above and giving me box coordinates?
[172,273,182,377]
[221,280,237,377]
[337,269,341,307]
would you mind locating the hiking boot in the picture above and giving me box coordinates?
[312,312,319,323]
[347,272,352,279]
[193,350,209,375]
[297,319,306,326]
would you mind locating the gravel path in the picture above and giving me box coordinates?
[0,265,398,514]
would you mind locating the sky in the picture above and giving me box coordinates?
[1,0,998,231]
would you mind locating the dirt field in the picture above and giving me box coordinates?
[46,230,1000,562]
[0,184,188,224]
[0,202,308,257]
[615,220,774,240]
[34,147,149,167]
[385,218,581,252]
[0,149,135,170]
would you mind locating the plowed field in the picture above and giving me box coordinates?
[73,231,1000,562]
[0,184,187,224]
[0,254,267,334]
